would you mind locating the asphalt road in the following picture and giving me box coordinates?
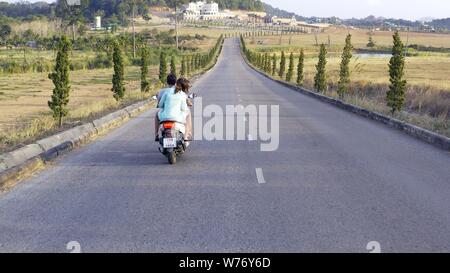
[0,39,449,253]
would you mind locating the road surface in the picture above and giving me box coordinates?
[0,39,449,253]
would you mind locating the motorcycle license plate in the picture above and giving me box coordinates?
[163,138,177,148]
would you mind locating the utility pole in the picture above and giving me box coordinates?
[132,0,136,58]
[175,1,179,50]
[62,0,80,42]
[404,27,410,57]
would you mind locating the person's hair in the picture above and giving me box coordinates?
[167,74,177,86]
[175,78,190,94]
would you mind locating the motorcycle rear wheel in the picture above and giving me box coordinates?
[168,151,177,165]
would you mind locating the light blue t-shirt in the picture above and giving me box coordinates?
[158,91,188,124]
[157,86,175,106]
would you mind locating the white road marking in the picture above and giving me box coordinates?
[255,168,266,184]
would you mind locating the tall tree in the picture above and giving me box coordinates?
[314,44,327,93]
[271,53,277,75]
[186,55,191,75]
[181,56,187,76]
[367,33,376,48]
[170,55,177,78]
[140,47,150,93]
[271,54,277,76]
[159,51,167,83]
[387,31,407,114]
[111,40,125,101]
[278,51,286,78]
[195,54,200,70]
[296,49,304,86]
[190,54,195,72]
[48,35,72,127]
[263,53,269,71]
[0,24,12,44]
[286,52,294,82]
[337,34,353,99]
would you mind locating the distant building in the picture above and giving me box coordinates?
[96,16,102,29]
[182,1,234,21]
[91,16,105,31]
[271,16,297,26]
[67,0,81,6]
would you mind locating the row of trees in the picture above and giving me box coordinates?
[241,36,306,87]
[157,34,224,84]
[241,32,407,114]
[48,34,224,127]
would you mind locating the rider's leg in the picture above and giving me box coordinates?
[185,110,192,140]
[154,110,160,141]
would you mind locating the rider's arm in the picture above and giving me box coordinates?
[180,96,188,113]
[159,93,167,109]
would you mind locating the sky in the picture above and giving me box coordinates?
[263,0,449,20]
[4,0,450,20]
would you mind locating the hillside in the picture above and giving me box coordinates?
[430,18,450,30]
[263,3,306,21]
[0,0,264,20]
[0,1,448,31]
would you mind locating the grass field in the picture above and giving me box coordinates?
[252,26,450,49]
[0,27,221,152]
[0,66,157,152]
[244,26,450,92]
[243,27,450,137]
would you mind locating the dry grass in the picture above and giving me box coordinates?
[0,66,160,152]
[266,69,450,137]
[253,50,450,91]
[0,27,221,153]
[251,26,450,49]
[245,27,450,90]
[10,19,61,37]
[244,27,450,137]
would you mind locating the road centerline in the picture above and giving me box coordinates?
[255,168,266,184]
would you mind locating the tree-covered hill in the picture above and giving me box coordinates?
[430,18,450,30]
[0,0,264,21]
[263,2,306,21]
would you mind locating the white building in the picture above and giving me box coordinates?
[182,1,234,21]
[91,16,104,30]
[201,2,219,15]
[271,16,298,26]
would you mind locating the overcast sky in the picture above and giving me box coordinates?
[4,0,450,20]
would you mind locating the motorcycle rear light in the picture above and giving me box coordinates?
[163,122,175,129]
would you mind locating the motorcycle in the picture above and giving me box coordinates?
[153,93,196,165]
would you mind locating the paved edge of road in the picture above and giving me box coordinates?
[0,39,224,191]
[240,45,450,152]
[0,98,155,191]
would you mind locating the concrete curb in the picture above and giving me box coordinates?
[0,98,153,190]
[241,50,450,152]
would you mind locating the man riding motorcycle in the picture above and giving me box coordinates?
[154,74,176,141]
[156,78,193,164]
